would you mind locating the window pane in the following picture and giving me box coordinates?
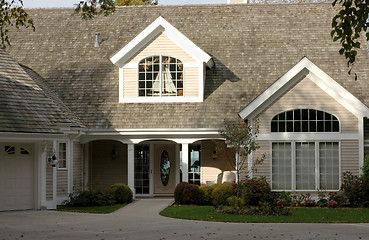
[319,142,339,189]
[272,142,292,190]
[296,142,315,190]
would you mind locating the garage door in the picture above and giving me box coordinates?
[0,144,34,211]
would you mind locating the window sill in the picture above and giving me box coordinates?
[119,97,203,103]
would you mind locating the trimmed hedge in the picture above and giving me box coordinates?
[174,182,201,205]
[212,184,234,206]
[110,183,133,204]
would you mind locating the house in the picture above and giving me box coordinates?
[1,2,368,211]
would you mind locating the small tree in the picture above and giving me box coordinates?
[219,118,264,196]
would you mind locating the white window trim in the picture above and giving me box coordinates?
[270,140,341,192]
[56,141,68,170]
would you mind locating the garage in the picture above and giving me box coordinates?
[0,144,34,211]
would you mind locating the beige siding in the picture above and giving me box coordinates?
[184,68,199,98]
[127,33,195,64]
[123,68,137,98]
[252,141,270,182]
[89,140,128,189]
[229,0,245,3]
[57,170,68,197]
[341,140,360,175]
[201,140,235,185]
[257,77,358,134]
[45,141,54,201]
[73,142,83,192]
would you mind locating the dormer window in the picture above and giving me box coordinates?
[139,56,183,97]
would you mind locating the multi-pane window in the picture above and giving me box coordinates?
[138,55,183,97]
[272,141,339,191]
[134,145,150,194]
[271,109,340,132]
[188,144,201,185]
[58,142,67,169]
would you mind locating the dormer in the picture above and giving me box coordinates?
[110,16,214,103]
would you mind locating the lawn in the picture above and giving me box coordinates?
[57,204,126,214]
[160,205,369,223]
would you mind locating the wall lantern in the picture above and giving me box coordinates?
[47,151,58,167]
[212,150,217,160]
[111,145,118,160]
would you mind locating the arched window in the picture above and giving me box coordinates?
[138,56,183,97]
[271,109,340,133]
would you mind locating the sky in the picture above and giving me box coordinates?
[23,0,227,8]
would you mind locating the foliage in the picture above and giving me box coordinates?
[328,192,347,207]
[340,171,369,207]
[317,191,328,207]
[275,191,292,206]
[226,196,245,209]
[361,155,369,181]
[57,204,125,213]
[0,0,35,48]
[174,182,201,205]
[110,183,133,204]
[239,177,274,206]
[290,193,311,207]
[331,0,369,79]
[328,200,339,208]
[302,198,316,207]
[199,185,214,205]
[161,205,369,223]
[66,189,115,207]
[74,0,116,19]
[115,0,158,6]
[211,184,235,206]
[258,202,290,216]
[218,119,264,196]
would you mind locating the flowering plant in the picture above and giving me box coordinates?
[328,200,338,208]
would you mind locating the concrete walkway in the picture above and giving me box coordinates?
[1,199,369,239]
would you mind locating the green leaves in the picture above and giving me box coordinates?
[74,0,116,20]
[331,0,368,79]
[0,0,35,48]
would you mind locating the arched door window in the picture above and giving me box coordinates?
[138,56,183,97]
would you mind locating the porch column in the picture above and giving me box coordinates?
[181,143,189,182]
[127,143,135,198]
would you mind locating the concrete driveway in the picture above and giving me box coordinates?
[1,199,369,240]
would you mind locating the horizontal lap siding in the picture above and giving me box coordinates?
[46,141,54,200]
[184,68,199,97]
[127,33,195,64]
[123,69,137,98]
[89,141,128,189]
[257,77,358,134]
[252,141,270,182]
[73,142,83,192]
[201,140,235,185]
[57,171,68,197]
[341,140,359,175]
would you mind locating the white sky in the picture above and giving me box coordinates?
[23,0,227,8]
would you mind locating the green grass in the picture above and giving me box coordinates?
[57,204,126,214]
[160,205,369,223]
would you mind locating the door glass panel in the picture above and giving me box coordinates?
[134,145,150,194]
[189,144,201,185]
[160,150,170,186]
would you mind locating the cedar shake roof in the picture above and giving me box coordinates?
[0,49,82,133]
[6,3,369,130]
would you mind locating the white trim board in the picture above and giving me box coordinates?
[110,16,213,68]
[238,57,369,120]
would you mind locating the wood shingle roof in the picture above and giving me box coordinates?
[6,3,369,130]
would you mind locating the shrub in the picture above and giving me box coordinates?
[290,193,311,207]
[66,189,115,207]
[212,184,234,206]
[317,191,328,207]
[276,199,289,207]
[258,202,290,216]
[199,185,213,205]
[174,182,201,205]
[361,155,369,181]
[110,183,133,204]
[328,192,346,207]
[302,198,316,207]
[239,177,274,206]
[226,196,245,209]
[328,200,338,208]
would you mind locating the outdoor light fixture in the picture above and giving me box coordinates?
[47,151,58,167]
[111,145,117,160]
[212,150,217,160]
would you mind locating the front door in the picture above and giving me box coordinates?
[154,144,176,194]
